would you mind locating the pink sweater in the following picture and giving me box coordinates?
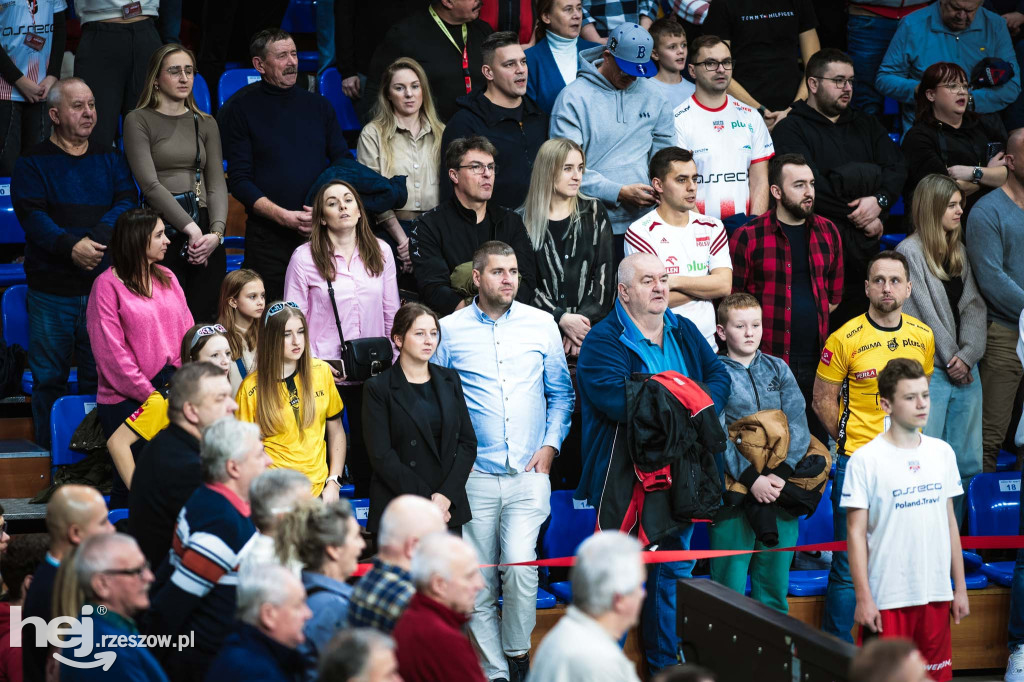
[86,266,194,404]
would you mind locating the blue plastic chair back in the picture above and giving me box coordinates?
[797,480,834,545]
[319,68,361,132]
[193,74,212,114]
[50,395,98,470]
[108,508,129,525]
[352,498,370,527]
[218,69,261,109]
[542,490,596,560]
[223,235,244,272]
[0,178,23,244]
[967,472,1020,536]
[281,0,316,33]
[2,284,28,349]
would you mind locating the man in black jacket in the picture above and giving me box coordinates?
[771,48,907,329]
[440,31,549,210]
[362,0,493,122]
[411,136,538,315]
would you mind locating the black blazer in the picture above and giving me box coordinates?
[362,361,477,531]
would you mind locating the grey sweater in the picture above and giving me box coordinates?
[896,233,987,367]
[719,351,809,483]
[966,188,1024,329]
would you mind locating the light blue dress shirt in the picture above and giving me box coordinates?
[434,300,575,475]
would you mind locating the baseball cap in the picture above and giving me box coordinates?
[607,23,657,78]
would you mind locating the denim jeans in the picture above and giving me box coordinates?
[924,366,982,524]
[27,289,98,447]
[463,470,551,680]
[847,14,899,117]
[823,452,855,642]
[1010,477,1024,647]
[640,523,695,673]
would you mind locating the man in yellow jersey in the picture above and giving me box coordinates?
[812,249,935,643]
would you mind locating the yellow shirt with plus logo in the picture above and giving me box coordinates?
[235,359,344,496]
[816,313,935,456]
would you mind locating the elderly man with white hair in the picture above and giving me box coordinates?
[529,531,645,682]
[393,532,486,682]
[147,417,271,682]
[576,252,731,673]
[348,495,446,633]
[205,562,312,682]
[57,533,168,682]
[317,628,402,682]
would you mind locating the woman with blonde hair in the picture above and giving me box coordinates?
[124,42,228,321]
[217,269,266,392]
[235,302,346,502]
[896,173,987,520]
[284,180,399,497]
[357,57,445,275]
[518,137,615,356]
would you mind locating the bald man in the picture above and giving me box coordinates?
[347,495,446,633]
[576,252,731,673]
[21,485,113,682]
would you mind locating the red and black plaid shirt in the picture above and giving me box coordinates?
[730,211,844,363]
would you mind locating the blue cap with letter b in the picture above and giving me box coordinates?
[607,23,657,78]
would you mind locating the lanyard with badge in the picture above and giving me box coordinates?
[23,0,45,52]
[429,5,472,94]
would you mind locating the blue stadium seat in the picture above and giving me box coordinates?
[542,491,596,602]
[218,69,261,109]
[0,178,24,244]
[281,0,316,33]
[193,73,212,114]
[352,497,369,527]
[789,482,833,596]
[968,472,1021,586]
[880,233,906,249]
[3,284,77,394]
[50,395,98,476]
[319,68,362,132]
[224,235,244,272]
[888,132,900,145]
[998,449,1017,472]
[108,508,129,525]
[883,97,899,116]
[788,570,829,596]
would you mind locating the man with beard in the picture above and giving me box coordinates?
[811,249,935,643]
[220,28,349,301]
[729,153,844,442]
[673,35,773,231]
[771,49,906,331]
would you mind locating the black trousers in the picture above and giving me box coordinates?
[74,19,162,150]
[0,99,50,175]
[337,383,370,497]
[160,208,227,324]
[241,218,304,303]
[790,354,829,446]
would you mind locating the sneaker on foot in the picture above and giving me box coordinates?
[1007,643,1024,682]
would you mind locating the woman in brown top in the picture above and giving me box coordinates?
[124,43,227,322]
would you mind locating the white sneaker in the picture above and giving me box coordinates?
[1006,643,1024,681]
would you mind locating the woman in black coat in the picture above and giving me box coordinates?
[362,302,477,532]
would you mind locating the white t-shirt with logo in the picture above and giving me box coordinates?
[623,208,730,347]
[673,94,774,221]
[0,0,67,102]
[840,433,963,611]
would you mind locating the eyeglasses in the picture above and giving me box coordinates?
[457,162,498,175]
[814,76,855,89]
[102,560,150,578]
[165,65,195,78]
[189,324,227,350]
[691,59,735,71]
[939,82,971,94]
[265,301,300,324]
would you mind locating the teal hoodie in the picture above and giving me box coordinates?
[549,46,675,235]
[719,350,809,485]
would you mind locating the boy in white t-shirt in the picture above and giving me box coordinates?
[623,146,732,348]
[843,358,968,682]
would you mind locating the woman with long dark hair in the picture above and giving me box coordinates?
[235,302,346,503]
[87,208,194,507]
[124,42,227,321]
[284,180,399,497]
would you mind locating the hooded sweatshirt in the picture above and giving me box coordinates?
[550,46,675,235]
[719,350,809,484]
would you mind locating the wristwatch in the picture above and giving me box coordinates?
[972,166,984,183]
[325,475,342,489]
[874,193,889,210]
[211,231,225,246]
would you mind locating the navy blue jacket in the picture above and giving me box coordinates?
[525,36,599,114]
[60,607,169,682]
[575,304,731,507]
[205,623,305,682]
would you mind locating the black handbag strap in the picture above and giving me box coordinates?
[326,280,346,351]
[192,112,201,196]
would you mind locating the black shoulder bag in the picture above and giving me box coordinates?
[326,280,393,382]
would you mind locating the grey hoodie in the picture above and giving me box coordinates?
[549,46,675,235]
[719,351,809,483]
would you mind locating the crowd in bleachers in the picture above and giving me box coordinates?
[5,0,1024,681]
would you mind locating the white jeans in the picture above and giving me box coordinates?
[464,470,551,680]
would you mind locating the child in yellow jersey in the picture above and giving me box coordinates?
[235,301,346,499]
[106,323,234,493]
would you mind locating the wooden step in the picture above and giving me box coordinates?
[0,439,48,498]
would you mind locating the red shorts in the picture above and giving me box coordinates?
[859,602,952,681]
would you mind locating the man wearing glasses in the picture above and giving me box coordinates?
[411,135,538,315]
[772,48,906,331]
[877,0,1019,133]
[673,35,774,233]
